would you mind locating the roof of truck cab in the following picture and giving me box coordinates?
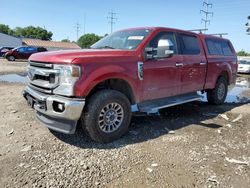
[119,27,230,41]
[120,27,198,34]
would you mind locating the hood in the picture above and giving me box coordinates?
[29,49,137,64]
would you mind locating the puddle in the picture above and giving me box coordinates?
[200,75,250,104]
[0,73,27,84]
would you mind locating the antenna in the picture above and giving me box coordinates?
[107,9,117,33]
[74,22,81,41]
[200,0,213,33]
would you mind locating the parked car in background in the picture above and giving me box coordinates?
[238,60,250,74]
[5,46,47,61]
[0,47,14,57]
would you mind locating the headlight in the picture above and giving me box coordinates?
[54,64,81,96]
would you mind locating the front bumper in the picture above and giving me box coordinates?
[238,69,250,74]
[23,86,85,134]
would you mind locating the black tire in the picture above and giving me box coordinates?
[207,77,228,105]
[8,56,15,61]
[82,90,132,143]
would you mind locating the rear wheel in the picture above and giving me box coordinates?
[82,90,132,143]
[8,56,15,61]
[207,77,228,105]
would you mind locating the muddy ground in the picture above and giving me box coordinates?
[0,59,249,188]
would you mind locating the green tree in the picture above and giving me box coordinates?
[61,39,70,42]
[237,50,250,56]
[77,33,101,48]
[0,24,13,35]
[13,26,53,40]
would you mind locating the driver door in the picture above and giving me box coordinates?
[142,32,183,101]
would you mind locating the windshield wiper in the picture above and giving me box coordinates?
[94,46,115,49]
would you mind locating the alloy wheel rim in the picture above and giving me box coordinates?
[218,83,226,100]
[98,102,124,133]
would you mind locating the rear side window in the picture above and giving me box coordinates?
[206,39,234,56]
[179,34,200,55]
[37,47,47,52]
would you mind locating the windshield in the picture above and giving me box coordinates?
[91,29,151,50]
[239,60,250,65]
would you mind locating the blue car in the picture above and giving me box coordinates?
[0,47,14,57]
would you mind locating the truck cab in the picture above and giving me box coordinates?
[23,27,237,143]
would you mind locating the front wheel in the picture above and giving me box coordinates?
[207,77,228,105]
[82,90,132,143]
[8,56,15,61]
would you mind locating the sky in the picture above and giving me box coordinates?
[0,0,249,51]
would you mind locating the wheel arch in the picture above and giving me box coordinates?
[85,78,136,105]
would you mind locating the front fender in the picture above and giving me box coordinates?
[74,64,139,100]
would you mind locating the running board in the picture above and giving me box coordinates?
[138,92,201,114]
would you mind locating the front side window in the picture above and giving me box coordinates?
[91,29,151,50]
[147,32,178,54]
[17,47,26,53]
[27,47,36,53]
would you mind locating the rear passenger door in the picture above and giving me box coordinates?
[177,33,207,94]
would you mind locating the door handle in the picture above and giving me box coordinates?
[200,61,207,65]
[176,63,184,67]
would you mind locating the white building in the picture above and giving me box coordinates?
[0,32,22,47]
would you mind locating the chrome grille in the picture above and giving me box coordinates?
[27,61,60,93]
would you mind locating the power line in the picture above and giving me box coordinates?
[200,0,213,33]
[74,22,80,41]
[107,9,117,33]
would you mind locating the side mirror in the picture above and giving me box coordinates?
[156,39,174,58]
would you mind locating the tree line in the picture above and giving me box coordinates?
[0,23,104,48]
[0,24,53,40]
[237,50,250,56]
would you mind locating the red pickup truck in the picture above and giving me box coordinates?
[23,27,237,143]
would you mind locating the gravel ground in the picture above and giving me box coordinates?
[0,59,250,188]
[0,58,27,75]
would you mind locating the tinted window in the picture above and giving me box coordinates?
[239,60,250,65]
[221,41,233,56]
[37,47,47,52]
[148,32,178,54]
[27,47,37,53]
[206,39,233,56]
[179,34,200,55]
[17,47,26,53]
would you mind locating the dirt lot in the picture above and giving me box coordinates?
[0,59,250,188]
[0,58,27,75]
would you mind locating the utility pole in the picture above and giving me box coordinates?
[200,0,213,33]
[83,14,86,35]
[107,9,117,33]
[246,16,250,35]
[74,22,81,41]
